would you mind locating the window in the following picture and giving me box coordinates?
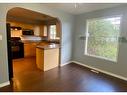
[49,25,56,39]
[43,25,47,36]
[85,16,121,62]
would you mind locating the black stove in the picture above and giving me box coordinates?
[11,37,24,59]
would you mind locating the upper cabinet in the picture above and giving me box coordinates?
[8,21,47,37]
[8,19,61,41]
[33,25,46,37]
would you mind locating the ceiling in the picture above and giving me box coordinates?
[42,3,122,15]
[7,7,56,24]
[7,4,122,24]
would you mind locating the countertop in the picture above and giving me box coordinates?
[21,39,60,44]
[21,40,44,44]
[36,44,60,50]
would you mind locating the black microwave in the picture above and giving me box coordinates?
[22,30,34,35]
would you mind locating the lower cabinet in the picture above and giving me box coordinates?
[36,47,59,71]
[24,43,37,57]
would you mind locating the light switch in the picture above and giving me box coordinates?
[0,35,2,40]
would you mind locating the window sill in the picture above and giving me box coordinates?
[84,54,117,64]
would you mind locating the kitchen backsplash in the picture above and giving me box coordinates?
[21,36,42,41]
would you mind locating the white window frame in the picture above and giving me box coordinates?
[43,25,48,36]
[84,15,122,62]
[49,25,56,39]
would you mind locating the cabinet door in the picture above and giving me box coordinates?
[24,43,36,57]
[33,25,45,36]
[36,48,44,70]
[44,48,59,71]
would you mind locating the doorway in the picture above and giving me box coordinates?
[6,7,62,80]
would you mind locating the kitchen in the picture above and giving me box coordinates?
[6,7,61,80]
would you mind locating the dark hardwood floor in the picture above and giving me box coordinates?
[0,57,127,92]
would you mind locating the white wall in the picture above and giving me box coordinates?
[0,4,74,84]
[72,5,127,78]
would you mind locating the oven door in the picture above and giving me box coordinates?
[11,43,24,59]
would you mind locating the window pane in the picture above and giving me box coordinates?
[49,25,56,39]
[44,25,47,36]
[85,16,121,61]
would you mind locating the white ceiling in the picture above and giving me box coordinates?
[42,3,122,15]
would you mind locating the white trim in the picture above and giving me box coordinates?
[85,54,117,63]
[0,81,10,88]
[86,15,122,21]
[60,61,72,67]
[84,20,89,55]
[72,61,127,81]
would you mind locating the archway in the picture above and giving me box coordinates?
[6,7,62,80]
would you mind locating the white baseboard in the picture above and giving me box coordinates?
[60,61,72,67]
[0,81,10,88]
[72,61,127,81]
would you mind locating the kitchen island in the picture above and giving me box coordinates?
[36,44,60,71]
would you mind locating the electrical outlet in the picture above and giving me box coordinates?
[0,35,2,40]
